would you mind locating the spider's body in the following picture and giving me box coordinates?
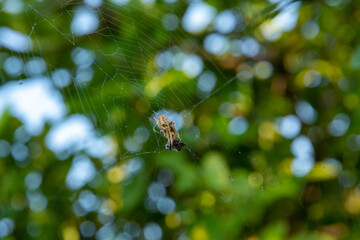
[153,114,182,149]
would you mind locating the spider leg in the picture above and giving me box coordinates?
[170,123,181,140]
[153,117,160,129]
[175,130,181,140]
[168,129,173,149]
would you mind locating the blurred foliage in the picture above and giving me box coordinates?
[1,0,360,239]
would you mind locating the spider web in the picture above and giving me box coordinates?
[17,1,250,165]
[0,0,319,239]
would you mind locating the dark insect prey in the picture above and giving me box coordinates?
[165,139,186,152]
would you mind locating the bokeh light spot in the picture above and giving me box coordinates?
[148,182,166,201]
[107,166,125,183]
[63,225,80,240]
[182,2,216,34]
[144,222,162,240]
[79,221,96,238]
[204,33,229,56]
[162,14,179,31]
[192,226,209,240]
[71,7,99,36]
[241,37,260,57]
[276,115,301,139]
[25,171,42,190]
[157,197,176,214]
[110,0,130,5]
[214,10,237,34]
[65,155,96,190]
[290,136,315,177]
[227,117,248,135]
[165,212,181,228]
[200,191,216,207]
[254,61,273,79]
[0,218,15,238]
[301,20,319,40]
[197,71,217,93]
[4,56,23,76]
[295,101,318,124]
[0,27,32,52]
[339,171,357,188]
[182,54,204,78]
[328,113,350,137]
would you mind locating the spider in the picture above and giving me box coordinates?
[153,114,185,151]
